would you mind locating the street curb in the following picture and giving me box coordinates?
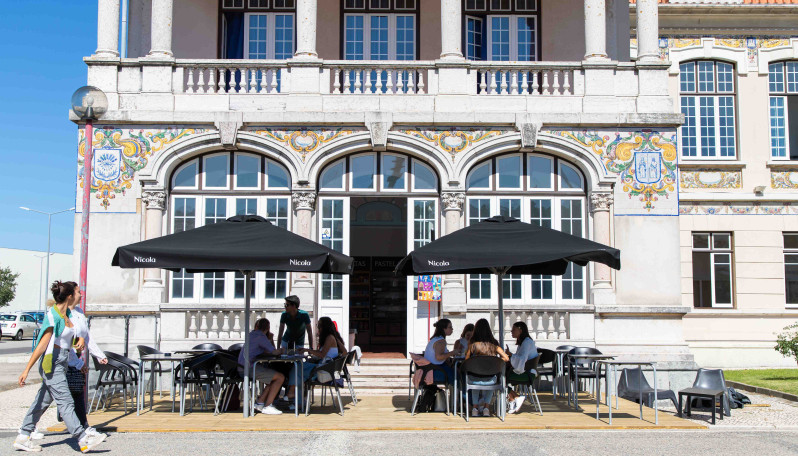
[726,380,798,403]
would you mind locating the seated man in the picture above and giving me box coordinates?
[238,318,285,415]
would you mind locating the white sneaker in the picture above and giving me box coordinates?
[511,396,526,414]
[29,430,44,440]
[85,427,100,436]
[78,432,107,453]
[253,402,265,412]
[481,407,491,417]
[12,435,42,452]
[471,406,480,416]
[261,404,283,415]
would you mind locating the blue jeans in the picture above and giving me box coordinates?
[431,363,454,384]
[468,375,498,406]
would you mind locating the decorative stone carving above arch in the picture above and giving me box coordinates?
[441,192,465,212]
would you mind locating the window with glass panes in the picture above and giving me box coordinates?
[464,0,539,62]
[692,233,734,308]
[168,153,291,303]
[465,153,587,304]
[785,233,798,306]
[768,62,798,160]
[318,153,438,193]
[343,0,418,60]
[679,61,737,159]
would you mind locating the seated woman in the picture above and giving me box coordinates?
[453,323,474,357]
[287,317,347,409]
[505,321,539,414]
[423,318,457,384]
[464,318,509,417]
[238,318,285,415]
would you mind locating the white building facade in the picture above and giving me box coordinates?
[75,0,771,383]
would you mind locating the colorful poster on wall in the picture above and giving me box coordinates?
[417,275,442,302]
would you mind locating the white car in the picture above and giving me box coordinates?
[0,313,41,340]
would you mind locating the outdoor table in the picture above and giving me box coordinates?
[678,387,724,425]
[252,354,306,417]
[567,353,615,410]
[174,349,216,354]
[552,348,572,400]
[137,353,194,416]
[595,360,658,425]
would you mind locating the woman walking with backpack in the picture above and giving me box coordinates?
[13,281,106,453]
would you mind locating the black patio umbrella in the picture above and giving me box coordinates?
[112,214,353,417]
[394,216,620,346]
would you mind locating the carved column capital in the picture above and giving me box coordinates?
[292,191,317,211]
[142,190,166,211]
[590,192,613,213]
[441,192,466,212]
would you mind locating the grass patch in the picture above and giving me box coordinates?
[725,369,798,396]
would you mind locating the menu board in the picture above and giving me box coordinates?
[417,275,442,302]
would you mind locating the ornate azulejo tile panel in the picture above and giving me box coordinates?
[399,128,511,162]
[548,130,678,215]
[653,36,794,72]
[252,128,361,163]
[679,202,797,216]
[78,127,206,210]
[680,170,742,190]
[771,171,798,189]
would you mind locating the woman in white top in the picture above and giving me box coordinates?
[287,317,347,408]
[423,319,456,383]
[64,281,107,435]
[453,323,474,357]
[505,321,539,413]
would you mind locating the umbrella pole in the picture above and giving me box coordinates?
[243,271,252,418]
[497,271,505,348]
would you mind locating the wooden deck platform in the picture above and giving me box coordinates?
[50,392,705,432]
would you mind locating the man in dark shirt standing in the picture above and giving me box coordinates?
[277,295,313,350]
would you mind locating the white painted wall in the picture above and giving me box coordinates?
[0,248,73,313]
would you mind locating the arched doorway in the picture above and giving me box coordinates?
[316,152,440,355]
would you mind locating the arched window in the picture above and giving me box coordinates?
[318,153,438,193]
[168,152,291,304]
[679,60,737,160]
[768,61,798,160]
[465,153,587,305]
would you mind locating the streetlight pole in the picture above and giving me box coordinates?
[20,207,75,310]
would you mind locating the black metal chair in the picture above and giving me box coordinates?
[535,348,556,389]
[341,350,359,405]
[192,343,224,351]
[567,347,606,404]
[461,355,507,422]
[617,367,678,409]
[173,352,218,412]
[104,351,140,406]
[227,343,244,352]
[409,357,452,416]
[304,355,348,416]
[136,345,172,408]
[507,357,543,415]
[213,352,243,415]
[90,357,136,414]
[554,344,576,398]
[688,368,732,417]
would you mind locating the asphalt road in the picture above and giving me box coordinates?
[0,429,796,456]
[0,339,34,356]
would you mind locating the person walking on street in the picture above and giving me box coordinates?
[13,281,106,453]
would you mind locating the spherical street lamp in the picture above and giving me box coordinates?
[71,86,108,311]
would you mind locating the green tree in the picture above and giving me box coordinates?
[0,265,20,308]
[775,323,798,365]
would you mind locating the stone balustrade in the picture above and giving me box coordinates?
[490,309,570,341]
[182,61,287,94]
[324,61,434,95]
[472,63,581,96]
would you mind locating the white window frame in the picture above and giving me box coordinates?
[466,161,493,190]
[679,61,738,160]
[768,62,797,161]
[320,159,346,190]
[234,153,262,190]
[465,0,487,12]
[785,233,798,308]
[496,153,523,191]
[410,159,438,192]
[349,153,378,191]
[527,153,554,190]
[466,196,495,304]
[395,0,416,10]
[202,153,230,189]
[243,12,296,59]
[557,197,587,304]
[558,161,584,192]
[343,13,416,60]
[692,232,734,309]
[486,15,538,61]
[317,197,351,346]
[380,152,409,192]
[265,159,290,189]
[172,159,199,190]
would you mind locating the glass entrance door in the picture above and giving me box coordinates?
[318,197,350,346]
[407,198,439,355]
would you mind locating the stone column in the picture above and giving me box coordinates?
[141,190,166,303]
[440,0,463,60]
[291,191,317,311]
[590,192,615,304]
[584,0,608,61]
[441,192,466,313]
[294,0,318,59]
[148,0,174,58]
[636,0,659,62]
[95,0,120,57]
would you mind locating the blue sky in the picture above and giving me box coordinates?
[0,2,96,254]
